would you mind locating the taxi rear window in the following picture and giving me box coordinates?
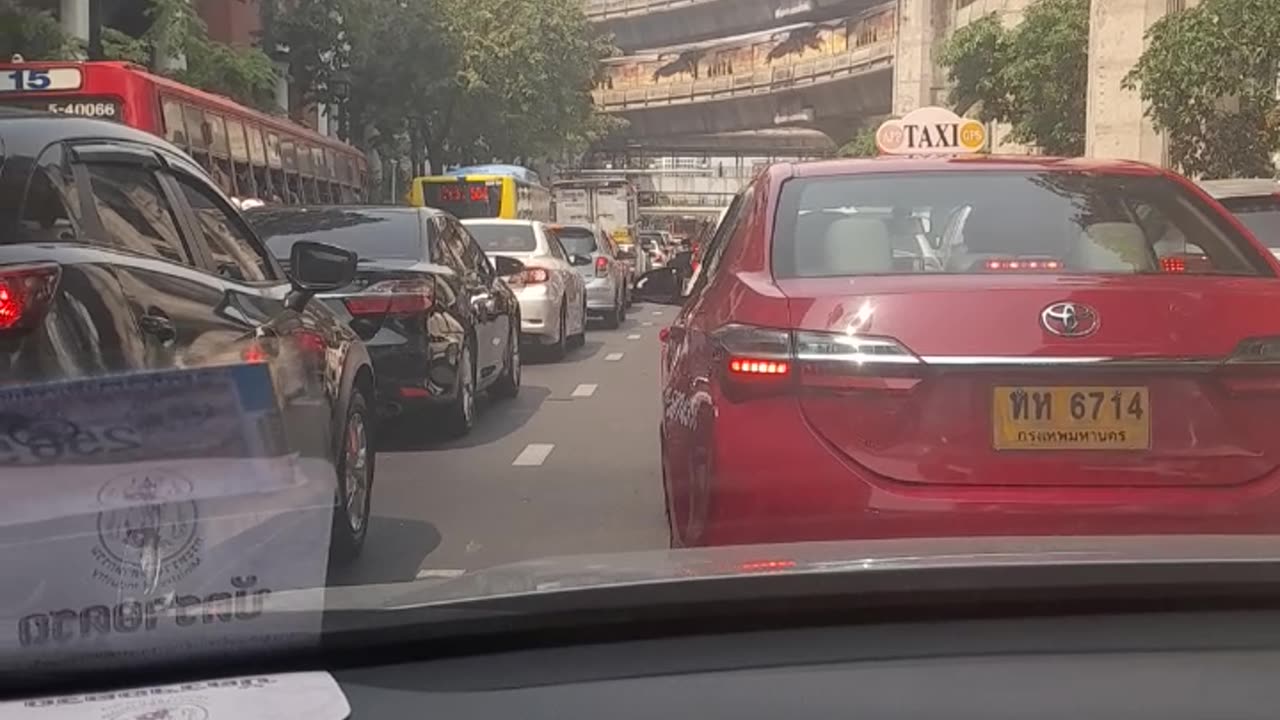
[772,171,1272,278]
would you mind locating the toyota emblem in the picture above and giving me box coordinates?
[1040,302,1099,338]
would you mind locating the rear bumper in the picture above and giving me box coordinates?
[368,344,455,415]
[513,285,560,340]
[674,396,1280,547]
[585,277,619,311]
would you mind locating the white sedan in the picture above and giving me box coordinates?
[462,219,589,360]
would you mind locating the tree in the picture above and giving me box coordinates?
[939,0,1088,155]
[1125,0,1280,178]
[0,0,79,60]
[261,0,347,122]
[837,129,878,157]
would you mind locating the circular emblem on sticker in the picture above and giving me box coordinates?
[94,470,201,591]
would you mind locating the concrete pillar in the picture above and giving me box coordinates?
[893,0,949,115]
[1085,0,1169,163]
[274,61,290,115]
[60,0,89,42]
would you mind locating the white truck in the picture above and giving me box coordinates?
[552,177,646,277]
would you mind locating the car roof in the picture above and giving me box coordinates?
[1197,178,1280,200]
[0,111,185,159]
[248,204,426,216]
[461,218,540,226]
[786,155,1165,179]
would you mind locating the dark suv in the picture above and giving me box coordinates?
[0,109,377,560]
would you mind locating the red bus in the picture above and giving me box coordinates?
[0,60,368,205]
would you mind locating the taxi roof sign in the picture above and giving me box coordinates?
[876,106,986,155]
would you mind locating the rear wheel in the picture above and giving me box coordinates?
[603,292,623,329]
[444,342,476,436]
[330,391,373,563]
[547,301,568,360]
[568,297,587,349]
[491,322,521,399]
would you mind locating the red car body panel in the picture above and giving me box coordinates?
[659,156,1280,548]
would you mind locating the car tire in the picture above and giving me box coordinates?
[491,322,521,399]
[569,297,587,349]
[603,293,623,329]
[547,302,568,360]
[330,390,373,563]
[444,341,477,436]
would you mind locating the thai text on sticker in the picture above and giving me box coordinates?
[876,106,986,155]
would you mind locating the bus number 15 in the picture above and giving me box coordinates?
[5,70,51,91]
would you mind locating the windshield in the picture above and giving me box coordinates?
[1219,197,1280,248]
[465,222,538,252]
[9,0,1280,694]
[552,226,599,255]
[252,208,422,260]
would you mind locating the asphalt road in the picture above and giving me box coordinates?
[331,301,674,587]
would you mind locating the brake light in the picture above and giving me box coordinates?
[0,264,60,331]
[595,256,610,277]
[712,323,924,399]
[344,279,434,317]
[984,259,1062,271]
[1161,256,1186,273]
[739,559,797,573]
[729,359,790,375]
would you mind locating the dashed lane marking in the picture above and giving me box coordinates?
[642,321,654,326]
[605,353,624,361]
[415,568,466,579]
[571,383,598,398]
[651,311,664,316]
[627,334,641,340]
[512,443,555,466]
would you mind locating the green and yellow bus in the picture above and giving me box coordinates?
[409,164,553,221]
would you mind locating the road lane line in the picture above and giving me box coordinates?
[651,311,664,316]
[642,321,654,327]
[627,334,641,340]
[415,568,465,579]
[605,352,624,361]
[513,443,555,466]
[571,383,598,398]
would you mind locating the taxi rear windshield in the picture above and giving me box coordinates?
[772,171,1272,278]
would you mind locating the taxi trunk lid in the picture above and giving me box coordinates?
[778,274,1280,488]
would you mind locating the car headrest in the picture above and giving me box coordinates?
[822,217,893,275]
[1076,222,1155,272]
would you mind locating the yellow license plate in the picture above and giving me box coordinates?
[992,386,1150,451]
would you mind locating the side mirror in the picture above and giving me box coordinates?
[634,267,683,306]
[569,254,593,267]
[285,241,357,311]
[492,255,526,277]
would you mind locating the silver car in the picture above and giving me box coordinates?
[463,219,589,360]
[548,223,630,329]
[1199,178,1280,259]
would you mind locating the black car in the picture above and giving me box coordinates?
[0,109,377,560]
[246,206,523,437]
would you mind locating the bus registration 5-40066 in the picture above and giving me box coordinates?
[992,386,1151,451]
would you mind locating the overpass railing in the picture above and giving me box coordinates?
[593,6,895,112]
[586,0,721,20]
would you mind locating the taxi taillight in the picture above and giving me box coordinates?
[712,323,923,399]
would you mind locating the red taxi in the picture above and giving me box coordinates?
[636,150,1280,548]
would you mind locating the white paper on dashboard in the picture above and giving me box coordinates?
[0,365,337,674]
[2,671,351,719]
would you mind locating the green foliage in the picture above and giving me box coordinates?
[837,129,878,157]
[939,0,1088,156]
[1126,0,1280,178]
[261,0,346,120]
[101,27,150,65]
[0,0,79,60]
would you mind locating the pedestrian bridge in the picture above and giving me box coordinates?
[592,2,895,142]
